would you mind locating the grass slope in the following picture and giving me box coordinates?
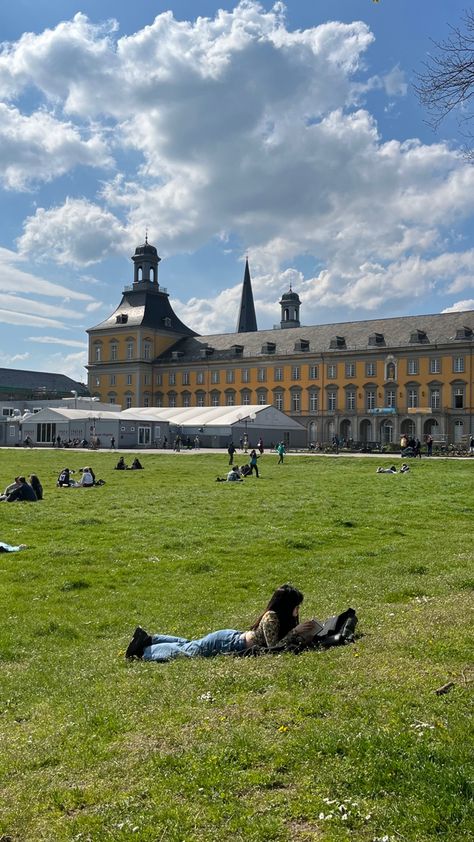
[0,450,472,841]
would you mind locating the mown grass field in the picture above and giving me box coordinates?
[0,448,472,842]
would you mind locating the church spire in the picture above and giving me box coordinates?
[236,258,257,333]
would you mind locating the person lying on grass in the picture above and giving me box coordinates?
[126,583,319,661]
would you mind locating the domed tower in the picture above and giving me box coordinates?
[132,234,161,286]
[279,286,301,329]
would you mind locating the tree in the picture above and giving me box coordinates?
[415,9,474,143]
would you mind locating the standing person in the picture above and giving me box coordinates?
[110,436,116,449]
[249,449,260,478]
[414,438,422,459]
[163,436,168,449]
[125,583,318,661]
[257,437,264,454]
[243,433,249,453]
[470,434,474,454]
[227,442,236,465]
[194,435,200,449]
[426,434,433,457]
[276,441,286,464]
[174,435,181,452]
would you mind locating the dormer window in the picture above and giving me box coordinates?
[116,313,128,324]
[163,317,172,328]
[294,339,309,352]
[261,342,276,354]
[368,333,385,346]
[329,335,346,349]
[455,326,473,340]
[410,329,428,344]
[231,344,244,357]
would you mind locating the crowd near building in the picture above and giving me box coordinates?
[85,239,474,447]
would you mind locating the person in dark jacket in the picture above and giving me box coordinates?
[29,474,43,500]
[6,477,37,502]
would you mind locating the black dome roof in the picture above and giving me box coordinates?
[134,242,158,257]
[281,289,300,301]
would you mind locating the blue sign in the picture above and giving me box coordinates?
[368,407,396,415]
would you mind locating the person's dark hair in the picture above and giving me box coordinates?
[29,474,43,500]
[251,583,304,639]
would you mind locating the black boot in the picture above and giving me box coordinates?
[125,626,152,659]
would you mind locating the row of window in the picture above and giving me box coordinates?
[107,385,466,412]
[93,356,467,388]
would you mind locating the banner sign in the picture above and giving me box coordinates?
[368,407,396,415]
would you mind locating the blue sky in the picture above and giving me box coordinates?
[1,0,473,384]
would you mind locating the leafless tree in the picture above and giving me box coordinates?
[415,9,474,145]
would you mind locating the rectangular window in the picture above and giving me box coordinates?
[365,362,376,377]
[258,393,266,405]
[2,408,14,416]
[327,364,337,379]
[454,387,464,409]
[95,346,102,362]
[127,374,132,386]
[309,392,318,412]
[197,394,205,407]
[408,359,419,375]
[144,374,150,385]
[36,422,56,443]
[196,371,204,385]
[226,393,235,406]
[143,343,151,360]
[408,389,418,408]
[275,393,283,411]
[169,372,176,386]
[345,362,356,378]
[309,365,319,379]
[155,373,162,386]
[328,391,337,411]
[126,396,132,409]
[143,397,149,407]
[109,397,116,405]
[386,389,396,408]
[182,372,190,386]
[211,370,220,384]
[292,366,300,380]
[274,367,283,381]
[453,356,465,373]
[257,367,266,382]
[292,393,300,412]
[430,358,441,374]
[242,392,250,405]
[110,344,118,361]
[95,377,100,387]
[430,389,440,410]
[183,394,191,407]
[126,342,133,360]
[226,370,235,384]
[366,390,376,410]
[109,375,116,386]
[168,395,176,408]
[211,394,220,406]
[346,390,356,411]
[241,368,250,383]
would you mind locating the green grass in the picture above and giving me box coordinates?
[0,449,472,841]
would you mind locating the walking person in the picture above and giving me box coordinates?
[276,441,286,464]
[228,442,236,465]
[249,449,260,477]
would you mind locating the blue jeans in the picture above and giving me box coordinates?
[142,629,246,662]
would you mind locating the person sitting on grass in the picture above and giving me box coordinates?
[6,476,37,502]
[57,468,74,487]
[29,474,43,500]
[125,583,319,661]
[115,456,127,470]
[376,465,397,474]
[129,457,143,470]
[227,465,243,482]
[73,467,95,487]
[0,477,22,501]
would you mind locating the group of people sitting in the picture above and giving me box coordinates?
[217,449,260,482]
[376,464,410,474]
[0,474,43,502]
[56,466,102,487]
[114,456,143,471]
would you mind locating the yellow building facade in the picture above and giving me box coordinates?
[88,241,474,445]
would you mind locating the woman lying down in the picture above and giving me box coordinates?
[125,584,319,662]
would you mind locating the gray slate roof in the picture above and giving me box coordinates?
[156,310,474,363]
[89,286,196,336]
[0,368,88,395]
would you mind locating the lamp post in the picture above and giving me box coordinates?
[71,390,78,409]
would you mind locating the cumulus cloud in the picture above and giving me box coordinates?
[0,104,112,190]
[17,199,130,266]
[0,1,473,329]
[27,336,87,348]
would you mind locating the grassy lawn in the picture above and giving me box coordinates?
[0,449,472,842]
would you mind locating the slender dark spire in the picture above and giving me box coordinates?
[236,258,257,333]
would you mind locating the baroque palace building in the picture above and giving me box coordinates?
[87,239,474,445]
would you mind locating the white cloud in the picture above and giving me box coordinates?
[442,299,474,313]
[1,2,474,325]
[0,351,30,365]
[17,199,129,266]
[0,247,96,299]
[0,104,112,191]
[27,336,87,348]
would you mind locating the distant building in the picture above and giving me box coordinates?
[87,239,474,445]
